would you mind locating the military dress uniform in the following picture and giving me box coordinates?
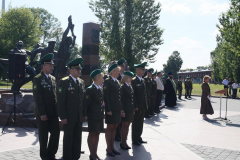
[104,75,122,124]
[115,58,125,140]
[185,79,190,99]
[131,62,148,145]
[121,82,135,122]
[144,75,153,117]
[33,53,60,160]
[189,80,193,98]
[84,83,104,132]
[57,58,86,160]
[177,79,183,100]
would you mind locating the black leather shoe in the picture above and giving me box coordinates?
[149,113,156,116]
[106,149,115,157]
[139,140,147,143]
[120,143,129,150]
[144,115,151,118]
[115,136,121,141]
[132,142,141,146]
[154,110,160,113]
[112,149,121,155]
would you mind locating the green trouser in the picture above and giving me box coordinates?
[189,89,192,97]
[145,96,151,116]
[178,89,182,99]
[132,110,145,143]
[63,122,82,160]
[149,94,156,114]
[36,115,60,160]
[185,88,189,98]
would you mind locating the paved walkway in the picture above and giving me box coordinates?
[0,96,239,160]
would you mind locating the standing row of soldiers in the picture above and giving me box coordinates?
[33,54,162,160]
[175,76,193,100]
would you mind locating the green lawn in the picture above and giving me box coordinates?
[190,83,239,97]
[0,80,33,89]
[0,81,238,97]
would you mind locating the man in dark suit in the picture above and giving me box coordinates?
[57,58,87,160]
[131,62,148,146]
[33,53,60,160]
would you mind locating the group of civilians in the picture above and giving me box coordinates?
[222,77,239,99]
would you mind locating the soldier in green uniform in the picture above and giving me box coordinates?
[151,71,157,114]
[177,76,183,100]
[104,63,122,157]
[189,77,193,98]
[144,68,153,118]
[131,62,148,146]
[120,71,135,150]
[57,58,87,160]
[185,77,190,99]
[33,53,60,160]
[84,69,104,160]
[115,58,126,141]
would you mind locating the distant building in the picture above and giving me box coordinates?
[177,69,212,83]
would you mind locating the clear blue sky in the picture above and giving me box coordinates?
[4,0,230,70]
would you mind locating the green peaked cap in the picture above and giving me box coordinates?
[90,69,102,79]
[117,58,126,66]
[147,68,154,72]
[152,71,157,75]
[108,63,118,73]
[123,71,134,77]
[67,58,83,69]
[38,53,54,65]
[134,62,147,69]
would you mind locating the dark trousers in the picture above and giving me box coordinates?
[178,89,182,99]
[36,115,60,160]
[224,85,229,96]
[63,122,82,160]
[132,110,145,143]
[185,88,190,98]
[232,89,237,99]
[229,86,233,95]
[149,93,156,113]
[145,96,151,116]
[155,90,163,111]
[189,89,192,97]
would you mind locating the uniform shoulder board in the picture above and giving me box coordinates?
[88,85,93,89]
[61,76,69,81]
[132,77,137,80]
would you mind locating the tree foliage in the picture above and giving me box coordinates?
[89,0,164,70]
[30,7,62,46]
[211,0,240,82]
[163,51,183,77]
[0,7,42,58]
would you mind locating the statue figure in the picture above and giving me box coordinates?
[30,41,57,74]
[54,15,76,81]
[10,41,37,93]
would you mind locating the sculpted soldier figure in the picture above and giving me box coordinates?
[54,16,76,81]
[10,41,37,93]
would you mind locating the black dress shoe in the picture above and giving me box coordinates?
[139,140,147,143]
[106,149,115,157]
[144,115,151,118]
[112,149,121,155]
[132,142,141,146]
[115,136,121,141]
[149,113,156,116]
[120,143,129,150]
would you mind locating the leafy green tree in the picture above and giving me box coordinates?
[0,7,42,58]
[30,7,62,46]
[163,51,183,77]
[89,0,164,70]
[211,0,240,82]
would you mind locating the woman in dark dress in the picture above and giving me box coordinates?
[120,71,135,150]
[84,69,104,160]
[200,75,214,119]
[104,63,122,157]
